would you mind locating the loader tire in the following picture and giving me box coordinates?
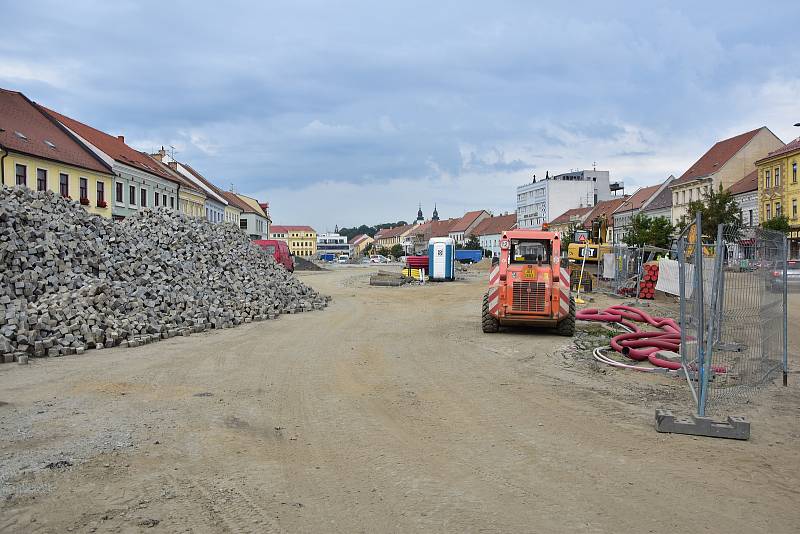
[555,296,576,337]
[482,292,500,333]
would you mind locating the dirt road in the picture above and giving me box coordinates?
[1,267,799,533]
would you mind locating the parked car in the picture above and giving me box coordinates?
[770,260,800,292]
[252,239,294,272]
[369,254,389,263]
[337,254,349,264]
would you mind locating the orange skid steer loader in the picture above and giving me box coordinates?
[482,230,575,336]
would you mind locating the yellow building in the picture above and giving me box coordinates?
[224,204,243,226]
[270,225,317,257]
[373,224,414,251]
[148,151,207,218]
[756,138,800,257]
[348,234,374,256]
[0,88,114,217]
[180,188,207,218]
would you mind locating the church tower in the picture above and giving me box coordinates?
[415,203,424,224]
[432,204,439,221]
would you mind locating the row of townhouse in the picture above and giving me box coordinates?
[0,87,271,239]
[372,206,493,255]
[545,126,800,257]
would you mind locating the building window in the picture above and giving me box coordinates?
[766,204,771,220]
[79,177,88,200]
[240,219,248,229]
[130,185,136,205]
[776,202,782,218]
[116,182,123,203]
[793,162,797,183]
[748,209,753,226]
[170,196,174,208]
[155,191,160,206]
[97,181,105,204]
[37,168,47,191]
[793,199,798,219]
[140,188,147,207]
[60,173,69,197]
[775,167,781,187]
[15,164,26,186]
[765,170,771,188]
[162,193,167,206]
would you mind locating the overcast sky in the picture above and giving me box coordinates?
[3,1,798,230]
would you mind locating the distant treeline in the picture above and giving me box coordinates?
[338,221,408,240]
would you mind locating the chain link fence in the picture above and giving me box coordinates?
[678,213,788,416]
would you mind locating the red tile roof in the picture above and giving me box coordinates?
[39,105,178,183]
[429,219,458,237]
[271,225,316,233]
[756,137,800,163]
[672,128,763,186]
[220,191,252,213]
[146,154,205,195]
[449,210,487,232]
[348,234,372,245]
[641,178,675,212]
[549,206,592,225]
[613,184,661,214]
[375,224,414,239]
[471,213,517,236]
[727,170,758,195]
[177,162,228,204]
[582,197,629,229]
[0,89,112,175]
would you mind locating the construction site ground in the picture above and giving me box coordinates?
[1,265,799,533]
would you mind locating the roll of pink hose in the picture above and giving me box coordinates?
[576,305,724,372]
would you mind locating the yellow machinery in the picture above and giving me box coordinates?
[567,217,610,263]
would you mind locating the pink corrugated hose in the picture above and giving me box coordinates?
[576,305,725,372]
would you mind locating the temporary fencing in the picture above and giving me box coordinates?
[678,213,788,416]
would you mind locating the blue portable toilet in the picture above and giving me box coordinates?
[428,237,455,281]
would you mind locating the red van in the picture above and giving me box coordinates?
[253,240,294,272]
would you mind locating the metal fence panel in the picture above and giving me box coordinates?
[702,224,787,413]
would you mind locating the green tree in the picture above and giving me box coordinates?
[389,244,404,258]
[624,213,674,249]
[363,242,374,255]
[560,222,579,249]
[686,185,743,240]
[647,216,674,250]
[762,215,790,233]
[378,246,391,257]
[463,234,481,250]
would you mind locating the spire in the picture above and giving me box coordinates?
[334,224,339,233]
[432,203,439,221]
[416,202,424,222]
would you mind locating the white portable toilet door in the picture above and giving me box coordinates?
[432,242,446,278]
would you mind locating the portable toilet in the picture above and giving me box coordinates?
[428,237,455,281]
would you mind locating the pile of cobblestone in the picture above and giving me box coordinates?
[0,186,329,362]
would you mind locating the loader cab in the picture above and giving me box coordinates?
[510,239,551,265]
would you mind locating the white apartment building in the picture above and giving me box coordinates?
[516,170,612,229]
[316,232,349,258]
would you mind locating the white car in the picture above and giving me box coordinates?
[369,254,389,264]
[337,255,349,264]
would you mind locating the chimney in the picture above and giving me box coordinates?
[167,161,178,170]
[151,146,167,162]
[117,135,124,142]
